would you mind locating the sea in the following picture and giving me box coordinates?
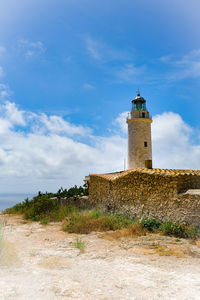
[0,193,36,212]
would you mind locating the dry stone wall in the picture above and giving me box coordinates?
[89,169,200,225]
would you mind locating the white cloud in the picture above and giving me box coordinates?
[86,38,101,60]
[160,54,173,63]
[152,112,200,169]
[0,100,126,193]
[82,83,95,90]
[86,37,130,62]
[152,112,192,146]
[3,101,25,126]
[0,46,6,56]
[114,63,146,83]
[18,39,45,59]
[161,49,200,80]
[0,84,11,100]
[114,111,128,134]
[64,56,72,63]
[36,114,91,136]
[0,66,4,78]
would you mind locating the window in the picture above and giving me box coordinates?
[144,141,148,147]
[142,112,145,118]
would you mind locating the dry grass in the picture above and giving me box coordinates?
[100,223,147,241]
[0,216,6,254]
[195,239,200,248]
[38,256,71,269]
[0,216,19,266]
[0,240,19,266]
[63,211,133,234]
[154,246,187,258]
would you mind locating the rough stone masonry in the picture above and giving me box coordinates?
[89,168,200,225]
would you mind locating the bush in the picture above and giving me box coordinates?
[141,219,161,232]
[24,195,59,220]
[160,221,200,239]
[57,185,88,198]
[159,222,187,238]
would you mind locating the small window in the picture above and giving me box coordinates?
[142,112,145,118]
[144,141,148,147]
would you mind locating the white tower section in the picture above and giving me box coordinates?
[126,92,152,169]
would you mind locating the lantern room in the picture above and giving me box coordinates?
[132,91,147,111]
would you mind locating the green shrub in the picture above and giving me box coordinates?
[141,219,161,232]
[140,219,200,239]
[24,195,59,220]
[90,210,102,218]
[159,222,187,238]
[40,219,48,225]
[185,224,200,239]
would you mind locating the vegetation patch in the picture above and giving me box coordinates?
[63,211,133,234]
[159,222,200,239]
[140,219,200,239]
[154,246,188,258]
[3,186,200,240]
[3,185,88,222]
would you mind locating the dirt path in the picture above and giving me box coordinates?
[0,214,200,300]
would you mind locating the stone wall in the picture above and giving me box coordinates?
[89,169,200,225]
[54,196,93,210]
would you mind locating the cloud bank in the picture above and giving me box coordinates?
[0,100,126,193]
[0,99,199,193]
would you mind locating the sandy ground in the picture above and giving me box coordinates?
[0,215,200,300]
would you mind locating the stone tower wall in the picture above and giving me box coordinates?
[127,119,152,168]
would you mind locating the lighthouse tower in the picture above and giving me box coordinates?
[126,91,152,169]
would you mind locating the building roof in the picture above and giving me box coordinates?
[90,168,200,181]
[132,92,146,103]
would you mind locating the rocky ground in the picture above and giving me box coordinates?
[0,214,200,300]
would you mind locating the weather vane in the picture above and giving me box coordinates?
[136,88,140,96]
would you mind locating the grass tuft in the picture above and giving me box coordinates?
[73,237,86,253]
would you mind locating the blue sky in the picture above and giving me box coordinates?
[0,0,200,193]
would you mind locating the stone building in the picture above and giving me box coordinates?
[87,93,200,225]
[89,168,200,225]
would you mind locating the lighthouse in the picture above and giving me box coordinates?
[126,91,152,169]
